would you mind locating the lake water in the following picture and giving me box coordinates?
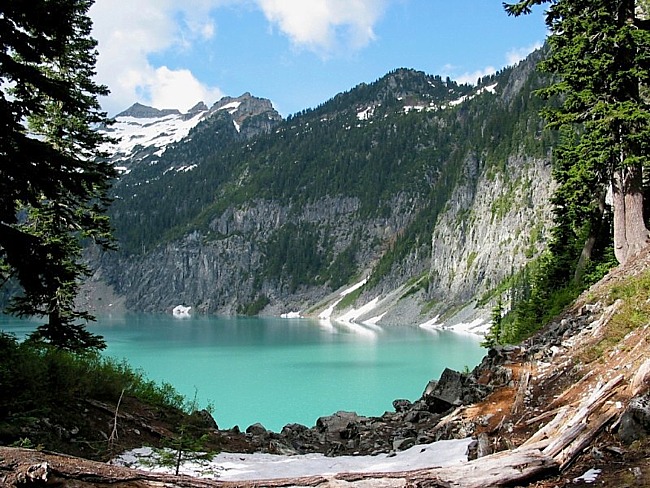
[0,314,485,432]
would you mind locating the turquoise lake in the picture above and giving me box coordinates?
[0,314,486,432]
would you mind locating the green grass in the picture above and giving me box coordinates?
[335,287,363,311]
[587,270,650,359]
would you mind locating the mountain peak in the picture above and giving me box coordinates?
[116,103,182,119]
[187,101,209,114]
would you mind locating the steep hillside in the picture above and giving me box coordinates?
[91,49,556,326]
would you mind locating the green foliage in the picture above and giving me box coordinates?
[494,0,650,343]
[262,223,329,293]
[324,242,359,291]
[483,296,504,347]
[238,295,270,316]
[335,286,364,311]
[0,0,115,350]
[0,333,186,420]
[580,268,650,363]
[508,0,650,265]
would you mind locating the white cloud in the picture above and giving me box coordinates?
[506,41,544,65]
[148,67,224,111]
[256,0,388,54]
[90,0,225,115]
[453,67,497,86]
[444,41,543,86]
[89,0,389,114]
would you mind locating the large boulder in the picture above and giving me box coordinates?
[424,368,467,413]
[618,394,650,444]
[423,368,489,414]
[316,411,366,441]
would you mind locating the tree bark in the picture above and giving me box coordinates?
[574,189,606,283]
[612,164,650,264]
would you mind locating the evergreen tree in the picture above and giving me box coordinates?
[0,0,115,350]
[505,0,650,265]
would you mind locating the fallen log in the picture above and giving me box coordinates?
[556,405,619,471]
[519,406,570,449]
[0,445,558,488]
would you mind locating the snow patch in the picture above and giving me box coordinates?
[176,164,197,173]
[573,468,601,484]
[101,110,207,164]
[112,438,473,481]
[280,311,302,318]
[218,101,242,114]
[403,105,426,113]
[318,278,367,320]
[419,316,488,337]
[172,305,191,318]
[341,278,367,296]
[356,106,374,121]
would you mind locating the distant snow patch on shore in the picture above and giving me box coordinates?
[172,305,191,318]
[318,278,368,320]
[419,315,488,337]
[112,438,473,481]
[335,297,379,325]
[280,311,302,318]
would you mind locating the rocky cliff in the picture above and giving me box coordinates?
[90,49,555,328]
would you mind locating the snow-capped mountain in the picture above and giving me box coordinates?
[100,93,281,175]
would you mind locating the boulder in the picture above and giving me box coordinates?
[393,399,412,413]
[316,411,365,442]
[245,423,268,437]
[189,409,218,430]
[424,368,466,413]
[618,394,650,444]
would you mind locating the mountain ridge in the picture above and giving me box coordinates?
[89,50,555,330]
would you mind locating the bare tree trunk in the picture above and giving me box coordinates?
[574,190,606,283]
[612,164,650,264]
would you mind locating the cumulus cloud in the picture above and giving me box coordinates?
[506,41,544,65]
[89,0,389,114]
[89,0,225,115]
[256,0,388,54]
[453,67,498,86]
[444,42,543,86]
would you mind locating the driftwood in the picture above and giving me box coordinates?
[556,405,619,471]
[518,373,624,473]
[630,358,650,396]
[519,406,570,449]
[0,445,557,488]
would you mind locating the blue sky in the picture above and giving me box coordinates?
[90,1,547,117]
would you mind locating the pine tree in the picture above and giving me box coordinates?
[0,0,115,350]
[505,0,650,265]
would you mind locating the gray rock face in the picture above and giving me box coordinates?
[101,195,413,315]
[618,394,650,444]
[93,53,554,325]
[115,102,182,118]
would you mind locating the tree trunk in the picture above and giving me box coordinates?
[574,190,606,283]
[612,164,650,264]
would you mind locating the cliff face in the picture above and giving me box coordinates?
[91,50,556,327]
[427,156,554,317]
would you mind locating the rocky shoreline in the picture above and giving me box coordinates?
[181,346,517,460]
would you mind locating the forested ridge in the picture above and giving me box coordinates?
[99,53,561,319]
